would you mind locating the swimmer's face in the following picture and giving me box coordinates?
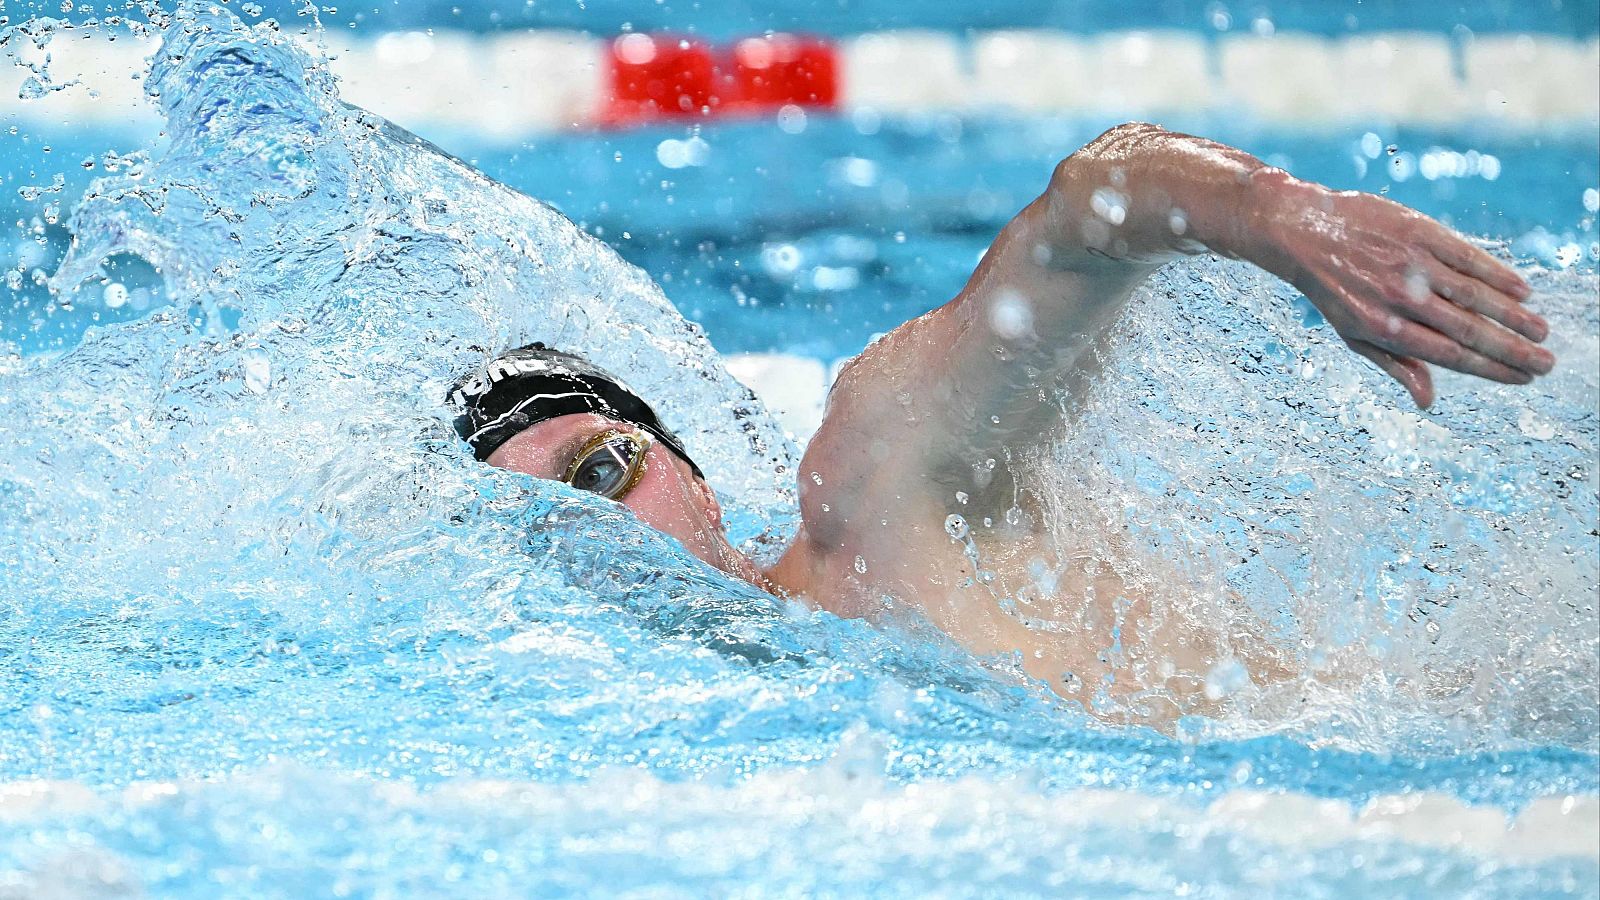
[486,413,760,583]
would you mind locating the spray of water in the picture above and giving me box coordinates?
[2,5,1061,793]
[1,5,1596,894]
[1016,255,1598,749]
[1,2,1594,777]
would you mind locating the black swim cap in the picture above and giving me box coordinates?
[449,343,703,479]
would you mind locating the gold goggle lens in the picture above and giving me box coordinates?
[561,430,651,501]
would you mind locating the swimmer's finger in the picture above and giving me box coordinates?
[1349,339,1434,408]
[1427,231,1532,301]
[1410,289,1555,376]
[1430,263,1549,343]
[1373,318,1535,387]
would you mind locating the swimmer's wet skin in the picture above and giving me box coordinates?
[455,123,1556,719]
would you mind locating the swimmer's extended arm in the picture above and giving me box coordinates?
[796,123,1554,543]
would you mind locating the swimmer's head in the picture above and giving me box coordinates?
[450,344,760,583]
[449,343,701,477]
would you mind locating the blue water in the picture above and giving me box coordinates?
[1,5,1597,897]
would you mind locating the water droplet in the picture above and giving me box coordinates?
[1203,658,1250,700]
[103,283,129,309]
[954,491,969,505]
[1168,208,1188,236]
[853,555,867,574]
[655,136,710,169]
[988,288,1034,340]
[776,104,807,135]
[18,76,50,101]
[1518,408,1555,440]
[944,514,969,540]
[242,349,272,395]
[1090,186,1128,226]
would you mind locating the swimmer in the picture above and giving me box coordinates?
[452,124,1555,716]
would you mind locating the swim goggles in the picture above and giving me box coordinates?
[561,429,652,501]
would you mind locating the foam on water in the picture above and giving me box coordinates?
[1,6,1597,896]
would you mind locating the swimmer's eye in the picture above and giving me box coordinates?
[561,430,651,501]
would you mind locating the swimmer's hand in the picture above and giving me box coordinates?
[1243,168,1552,408]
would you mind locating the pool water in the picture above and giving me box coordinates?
[1,5,1597,898]
[487,115,1600,361]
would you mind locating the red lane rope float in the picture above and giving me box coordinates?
[599,32,839,126]
[728,34,838,109]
